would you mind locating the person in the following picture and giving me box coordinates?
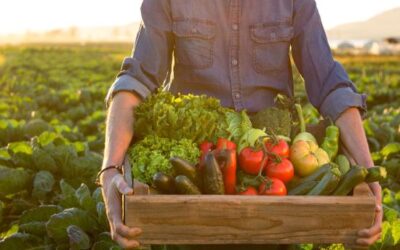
[99,0,382,249]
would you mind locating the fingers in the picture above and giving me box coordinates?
[357,202,383,246]
[112,173,134,195]
[112,232,141,249]
[356,232,382,246]
[358,219,382,238]
[116,223,142,238]
[111,223,142,249]
[359,206,382,237]
[100,170,139,249]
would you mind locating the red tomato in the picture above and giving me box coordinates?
[238,186,258,195]
[239,147,267,175]
[258,178,287,196]
[265,158,294,183]
[264,139,289,158]
[216,138,236,150]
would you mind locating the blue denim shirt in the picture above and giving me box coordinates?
[106,0,366,121]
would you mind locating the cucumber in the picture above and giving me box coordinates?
[174,175,201,195]
[294,164,331,187]
[203,153,225,194]
[365,166,387,183]
[333,165,368,196]
[307,170,340,196]
[321,171,341,195]
[170,157,202,188]
[152,172,175,194]
[288,181,318,195]
[335,154,350,175]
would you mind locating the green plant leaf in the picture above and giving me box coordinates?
[46,208,97,242]
[32,171,55,200]
[381,143,400,158]
[67,225,91,250]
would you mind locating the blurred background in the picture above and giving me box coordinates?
[0,0,399,54]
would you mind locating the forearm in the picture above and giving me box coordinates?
[102,92,142,170]
[335,107,374,168]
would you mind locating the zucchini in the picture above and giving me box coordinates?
[174,175,201,195]
[288,181,318,195]
[321,170,341,195]
[333,165,368,196]
[293,164,331,187]
[307,169,340,196]
[152,172,175,194]
[335,154,350,175]
[170,157,202,188]
[365,166,387,183]
[203,153,225,194]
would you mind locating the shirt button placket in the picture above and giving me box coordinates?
[229,0,243,111]
[232,59,238,66]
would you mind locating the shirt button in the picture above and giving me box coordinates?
[231,59,238,66]
[234,93,241,99]
[232,24,238,31]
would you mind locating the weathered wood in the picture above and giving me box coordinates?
[124,185,375,245]
[353,182,374,197]
[123,157,132,187]
[122,158,150,223]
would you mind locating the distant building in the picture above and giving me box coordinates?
[337,41,356,50]
[363,41,396,55]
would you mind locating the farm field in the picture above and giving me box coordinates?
[0,44,399,249]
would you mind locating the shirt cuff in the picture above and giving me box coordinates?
[319,87,367,122]
[105,74,151,108]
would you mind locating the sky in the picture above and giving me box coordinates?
[0,0,399,35]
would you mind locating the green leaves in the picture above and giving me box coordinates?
[238,128,267,153]
[371,188,400,249]
[129,135,200,184]
[7,141,33,169]
[371,220,400,250]
[20,205,63,224]
[226,110,252,144]
[32,147,58,173]
[0,233,43,250]
[59,179,80,208]
[23,119,52,138]
[75,184,97,215]
[67,225,91,250]
[134,91,230,143]
[32,171,55,200]
[0,165,32,197]
[46,208,97,242]
[381,143,400,159]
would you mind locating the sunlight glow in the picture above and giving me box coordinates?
[0,0,399,35]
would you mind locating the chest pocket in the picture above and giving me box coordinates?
[173,19,215,68]
[250,23,294,73]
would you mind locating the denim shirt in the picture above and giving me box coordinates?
[105,0,366,121]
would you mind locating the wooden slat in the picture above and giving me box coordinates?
[125,191,375,244]
[123,159,375,245]
[353,182,374,197]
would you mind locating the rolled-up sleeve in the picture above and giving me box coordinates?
[291,0,367,121]
[105,0,174,108]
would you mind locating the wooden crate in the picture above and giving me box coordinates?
[122,160,376,245]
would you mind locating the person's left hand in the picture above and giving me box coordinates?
[356,181,382,246]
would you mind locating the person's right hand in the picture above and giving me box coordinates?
[101,169,142,249]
